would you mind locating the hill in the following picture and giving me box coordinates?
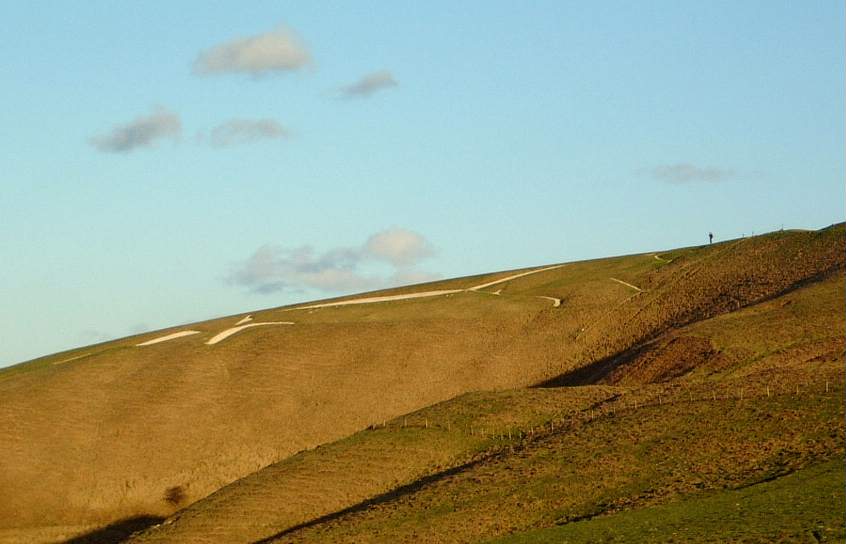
[0,225,842,543]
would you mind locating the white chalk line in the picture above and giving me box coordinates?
[467,264,565,291]
[285,289,464,311]
[136,330,201,347]
[609,277,643,292]
[205,322,294,345]
[536,296,561,307]
[235,315,253,326]
[132,265,566,348]
[53,353,92,365]
[285,264,566,311]
[476,289,503,297]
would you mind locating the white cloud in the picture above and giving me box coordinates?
[339,70,398,98]
[646,163,734,184]
[194,26,310,76]
[208,118,288,147]
[364,228,433,266]
[90,107,180,153]
[228,228,438,294]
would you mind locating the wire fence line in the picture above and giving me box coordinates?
[362,379,842,441]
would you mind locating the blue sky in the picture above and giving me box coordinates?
[1,1,843,367]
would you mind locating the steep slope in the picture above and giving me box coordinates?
[0,225,842,543]
[2,268,570,538]
[128,262,845,543]
[548,272,845,386]
[491,457,845,543]
[132,388,621,544]
[263,379,843,543]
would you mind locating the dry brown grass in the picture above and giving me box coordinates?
[0,225,842,543]
[127,255,845,543]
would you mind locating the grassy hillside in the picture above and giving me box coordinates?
[258,379,843,544]
[492,456,845,543]
[131,270,843,543]
[0,225,842,543]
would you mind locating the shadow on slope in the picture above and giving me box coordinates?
[251,457,489,544]
[537,265,844,388]
[536,343,653,387]
[60,516,164,544]
[255,375,845,543]
[128,387,619,543]
[2,225,842,541]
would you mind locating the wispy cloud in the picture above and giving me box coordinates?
[78,329,113,343]
[194,26,310,76]
[90,107,180,153]
[645,163,734,184]
[228,228,437,294]
[363,227,432,266]
[129,323,150,335]
[338,70,398,98]
[208,118,289,147]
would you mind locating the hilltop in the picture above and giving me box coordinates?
[0,225,843,544]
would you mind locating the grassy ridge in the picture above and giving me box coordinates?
[268,374,843,543]
[133,387,622,543]
[0,226,842,543]
[492,456,845,543]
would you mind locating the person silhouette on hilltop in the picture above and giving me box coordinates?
[708,232,714,244]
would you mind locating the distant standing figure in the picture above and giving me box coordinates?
[708,232,714,244]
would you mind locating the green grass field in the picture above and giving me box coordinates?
[492,456,845,544]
